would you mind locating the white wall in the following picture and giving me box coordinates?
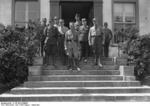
[103,0,113,30]
[139,0,150,35]
[0,0,12,26]
[40,0,50,23]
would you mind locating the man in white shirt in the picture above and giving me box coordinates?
[88,18,104,68]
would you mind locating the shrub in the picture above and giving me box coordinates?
[0,49,28,84]
[0,23,41,89]
[124,27,150,81]
[0,29,29,86]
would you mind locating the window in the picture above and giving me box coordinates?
[114,3,136,31]
[15,0,40,26]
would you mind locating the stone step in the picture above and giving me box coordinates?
[28,75,123,81]
[1,93,150,101]
[47,60,126,65]
[37,70,121,75]
[80,61,126,65]
[124,76,136,81]
[34,57,127,62]
[8,87,150,94]
[42,65,119,70]
[28,75,136,81]
[33,57,127,66]
[101,57,127,61]
[22,81,140,87]
[81,58,126,62]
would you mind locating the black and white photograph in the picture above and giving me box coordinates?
[0,0,150,103]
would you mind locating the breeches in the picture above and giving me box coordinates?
[58,36,65,55]
[80,41,89,58]
[104,42,110,57]
[66,42,80,59]
[92,37,103,56]
[45,44,57,55]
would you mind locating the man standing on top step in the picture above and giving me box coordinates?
[103,22,113,57]
[65,22,81,71]
[79,18,89,63]
[58,19,69,65]
[88,18,104,68]
[40,18,47,57]
[44,19,59,67]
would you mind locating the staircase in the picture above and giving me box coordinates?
[1,57,150,102]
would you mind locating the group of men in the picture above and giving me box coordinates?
[40,14,113,71]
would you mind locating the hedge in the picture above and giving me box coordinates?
[0,21,42,91]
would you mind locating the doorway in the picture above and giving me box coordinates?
[60,1,94,27]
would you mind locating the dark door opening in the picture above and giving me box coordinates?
[60,1,94,27]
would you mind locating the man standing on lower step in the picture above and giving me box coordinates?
[88,18,104,68]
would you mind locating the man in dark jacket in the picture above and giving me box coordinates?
[103,22,113,57]
[79,18,89,62]
[44,19,59,67]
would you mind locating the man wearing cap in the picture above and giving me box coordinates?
[88,18,104,68]
[58,19,69,65]
[79,18,89,63]
[103,22,113,57]
[44,19,59,67]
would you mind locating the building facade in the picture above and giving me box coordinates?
[0,0,150,35]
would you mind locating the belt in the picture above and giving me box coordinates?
[67,40,77,42]
[91,35,101,37]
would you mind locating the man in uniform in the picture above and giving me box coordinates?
[58,19,69,65]
[74,21,81,60]
[79,18,89,62]
[103,22,113,57]
[89,18,104,68]
[65,22,81,71]
[44,19,59,67]
[40,18,47,57]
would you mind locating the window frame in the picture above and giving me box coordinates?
[112,0,139,32]
[12,0,40,27]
